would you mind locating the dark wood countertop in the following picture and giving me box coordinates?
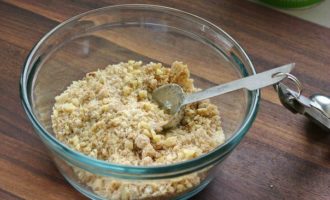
[0,0,329,199]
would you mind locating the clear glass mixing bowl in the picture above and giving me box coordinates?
[20,4,260,200]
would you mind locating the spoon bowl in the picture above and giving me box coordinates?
[152,63,295,129]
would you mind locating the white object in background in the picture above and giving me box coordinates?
[252,0,330,28]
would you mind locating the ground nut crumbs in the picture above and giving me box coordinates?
[51,61,225,199]
[73,167,209,200]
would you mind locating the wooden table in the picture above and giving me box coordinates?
[0,0,329,199]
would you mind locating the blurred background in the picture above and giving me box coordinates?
[253,0,329,28]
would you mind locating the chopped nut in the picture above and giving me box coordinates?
[52,110,58,117]
[142,102,152,111]
[138,90,148,100]
[120,187,130,200]
[177,184,185,192]
[135,134,150,149]
[122,86,132,96]
[152,134,162,143]
[89,149,98,158]
[142,129,152,138]
[138,121,150,130]
[141,156,153,165]
[51,61,224,200]
[163,136,177,147]
[130,79,138,88]
[110,118,121,126]
[100,105,109,112]
[142,144,157,158]
[61,103,76,112]
[71,98,80,106]
[128,60,135,65]
[132,69,141,75]
[183,149,196,159]
[144,185,153,194]
[98,87,108,99]
[197,108,208,116]
[86,72,96,77]
[124,140,134,150]
[70,135,79,146]
[156,68,163,75]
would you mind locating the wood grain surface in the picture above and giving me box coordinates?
[0,0,329,199]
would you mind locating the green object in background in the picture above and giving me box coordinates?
[259,0,322,8]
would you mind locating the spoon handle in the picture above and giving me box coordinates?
[183,63,295,105]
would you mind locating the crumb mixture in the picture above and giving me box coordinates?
[73,167,209,200]
[51,61,225,199]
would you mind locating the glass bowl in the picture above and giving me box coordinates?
[20,4,260,200]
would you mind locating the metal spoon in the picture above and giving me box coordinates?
[152,63,295,129]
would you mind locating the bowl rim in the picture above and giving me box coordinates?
[20,4,260,176]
